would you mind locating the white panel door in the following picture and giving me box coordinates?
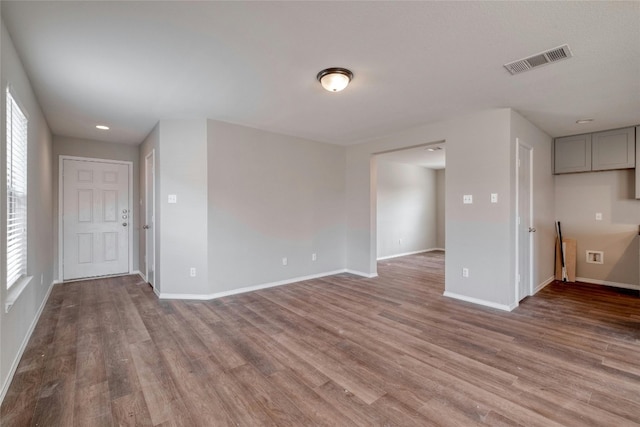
[144,151,155,288]
[63,159,129,280]
[517,143,533,301]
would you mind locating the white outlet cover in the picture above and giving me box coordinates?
[168,194,177,204]
[282,257,288,266]
[491,193,498,203]
[463,195,473,204]
[595,212,602,220]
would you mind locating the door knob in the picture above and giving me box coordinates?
[143,225,150,229]
[529,227,536,232]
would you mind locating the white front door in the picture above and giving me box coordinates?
[144,151,156,288]
[517,142,533,301]
[62,158,130,280]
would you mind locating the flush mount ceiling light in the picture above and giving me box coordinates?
[426,146,443,152]
[96,125,110,130]
[317,67,353,92]
[576,119,594,124]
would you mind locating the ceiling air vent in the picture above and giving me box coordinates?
[504,44,573,75]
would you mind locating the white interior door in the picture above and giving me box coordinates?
[517,142,533,301]
[144,151,155,288]
[62,158,130,280]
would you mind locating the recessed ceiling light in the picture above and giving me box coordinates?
[96,125,110,130]
[576,119,593,124]
[426,147,443,152]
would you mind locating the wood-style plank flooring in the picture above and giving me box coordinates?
[2,251,640,426]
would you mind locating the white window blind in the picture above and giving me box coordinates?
[6,89,28,289]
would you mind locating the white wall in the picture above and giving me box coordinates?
[555,169,639,288]
[52,136,140,280]
[207,120,346,293]
[376,161,438,259]
[346,108,554,309]
[1,20,54,402]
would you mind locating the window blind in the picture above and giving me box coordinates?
[6,89,28,289]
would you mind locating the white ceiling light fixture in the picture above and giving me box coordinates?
[317,67,353,92]
[96,125,110,130]
[576,119,594,124]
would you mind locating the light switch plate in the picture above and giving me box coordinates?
[491,193,498,203]
[595,212,602,221]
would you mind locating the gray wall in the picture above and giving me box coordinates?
[207,120,346,293]
[510,110,556,293]
[346,108,554,309]
[376,161,438,259]
[52,136,140,280]
[436,169,446,248]
[158,120,209,296]
[555,169,639,287]
[1,20,55,401]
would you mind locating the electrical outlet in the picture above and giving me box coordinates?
[282,257,288,266]
[595,212,602,221]
[190,267,196,277]
[463,195,473,204]
[491,193,498,203]
[462,268,469,278]
[168,194,177,204]
[312,253,317,261]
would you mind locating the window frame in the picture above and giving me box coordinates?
[6,87,28,292]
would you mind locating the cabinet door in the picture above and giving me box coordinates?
[636,126,640,199]
[592,127,635,171]
[554,134,592,174]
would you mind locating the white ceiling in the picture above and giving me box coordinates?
[2,1,639,146]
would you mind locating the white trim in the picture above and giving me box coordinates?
[344,269,378,278]
[443,291,517,312]
[575,277,640,291]
[133,270,145,281]
[0,280,55,404]
[4,275,32,313]
[158,269,348,300]
[58,156,134,282]
[377,248,444,261]
[533,275,554,294]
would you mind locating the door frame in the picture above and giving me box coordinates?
[515,140,534,302]
[58,155,134,282]
[144,150,156,292]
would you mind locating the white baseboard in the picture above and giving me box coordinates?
[576,277,640,291]
[344,269,378,278]
[377,248,444,261]
[443,291,516,312]
[133,270,146,282]
[533,275,555,294]
[159,269,349,300]
[0,280,55,405]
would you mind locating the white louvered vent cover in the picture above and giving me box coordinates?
[504,44,573,75]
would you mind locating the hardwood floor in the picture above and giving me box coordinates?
[2,251,639,426]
